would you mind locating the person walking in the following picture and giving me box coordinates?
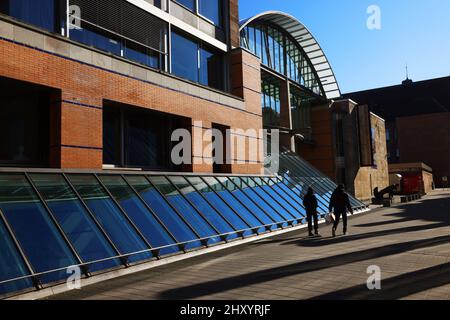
[303,187,320,237]
[329,184,354,237]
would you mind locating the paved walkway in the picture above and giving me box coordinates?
[52,190,450,300]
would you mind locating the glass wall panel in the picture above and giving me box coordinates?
[30,174,121,272]
[229,177,287,226]
[240,23,324,96]
[167,176,236,238]
[186,177,255,235]
[68,175,152,263]
[171,31,224,91]
[262,74,281,127]
[0,174,78,283]
[125,175,202,250]
[199,46,223,91]
[70,25,122,56]
[263,177,306,217]
[1,0,60,32]
[251,177,300,221]
[99,175,178,255]
[199,0,222,26]
[0,218,34,296]
[171,31,199,83]
[123,40,161,69]
[148,176,220,243]
[175,0,195,11]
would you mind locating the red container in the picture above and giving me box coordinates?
[402,173,423,194]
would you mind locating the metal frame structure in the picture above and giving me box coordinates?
[0,168,368,298]
[240,11,341,100]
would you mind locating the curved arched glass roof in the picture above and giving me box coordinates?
[240,11,341,100]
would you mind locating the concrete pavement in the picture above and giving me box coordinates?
[50,190,450,300]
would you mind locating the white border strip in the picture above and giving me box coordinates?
[126,0,228,52]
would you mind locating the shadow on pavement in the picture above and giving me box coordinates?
[282,222,445,247]
[310,261,450,300]
[159,234,450,300]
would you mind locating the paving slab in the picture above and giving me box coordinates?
[50,190,450,300]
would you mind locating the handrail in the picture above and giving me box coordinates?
[0,217,309,287]
[0,206,371,288]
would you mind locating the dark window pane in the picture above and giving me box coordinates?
[168,176,236,238]
[68,174,151,263]
[2,0,59,32]
[175,0,195,11]
[198,0,221,26]
[103,106,121,166]
[199,47,223,90]
[124,41,161,69]
[0,174,78,284]
[171,31,199,83]
[0,218,34,296]
[0,79,50,167]
[99,175,178,255]
[148,176,220,243]
[125,110,166,169]
[126,175,201,250]
[30,174,121,272]
[70,25,122,56]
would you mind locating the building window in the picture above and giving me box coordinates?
[70,25,122,56]
[175,0,196,11]
[199,46,223,90]
[290,86,313,138]
[241,22,323,96]
[103,102,189,171]
[68,0,167,71]
[0,0,61,32]
[171,30,224,91]
[123,40,161,69]
[171,31,199,83]
[261,74,281,128]
[198,0,222,26]
[0,77,51,167]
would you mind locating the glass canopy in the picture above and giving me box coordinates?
[0,170,367,298]
[241,22,324,97]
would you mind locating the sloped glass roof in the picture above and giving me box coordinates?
[0,169,367,298]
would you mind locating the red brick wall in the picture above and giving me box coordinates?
[397,112,450,187]
[0,38,263,173]
[229,0,240,48]
[297,106,336,180]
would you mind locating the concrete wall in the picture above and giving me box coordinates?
[0,18,263,173]
[353,113,390,201]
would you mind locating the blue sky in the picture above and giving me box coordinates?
[239,0,450,93]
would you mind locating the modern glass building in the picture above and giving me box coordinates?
[0,2,370,298]
[239,11,340,141]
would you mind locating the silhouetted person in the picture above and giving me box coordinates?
[303,187,320,237]
[329,184,354,237]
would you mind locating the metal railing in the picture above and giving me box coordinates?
[0,217,309,289]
